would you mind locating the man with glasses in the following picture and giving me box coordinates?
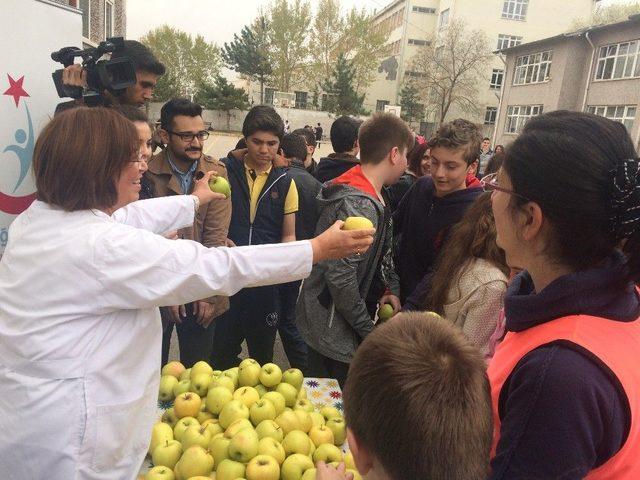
[146,98,232,368]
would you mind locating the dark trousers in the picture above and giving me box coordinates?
[277,280,308,372]
[161,303,216,369]
[210,286,279,370]
[306,345,350,389]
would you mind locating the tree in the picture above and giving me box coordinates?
[222,16,272,104]
[141,25,220,101]
[310,0,345,84]
[572,2,640,29]
[399,83,425,124]
[408,19,492,125]
[322,53,364,115]
[195,76,250,131]
[267,0,312,92]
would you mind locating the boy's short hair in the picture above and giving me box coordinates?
[112,40,165,76]
[242,105,285,140]
[343,312,492,480]
[428,119,482,165]
[358,113,414,165]
[292,128,315,149]
[483,137,491,142]
[281,133,308,162]
[330,116,362,153]
[160,98,202,130]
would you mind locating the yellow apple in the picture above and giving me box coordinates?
[197,410,215,424]
[296,387,307,400]
[233,386,261,408]
[275,383,298,408]
[309,412,325,428]
[347,469,363,480]
[174,445,214,479]
[149,422,174,456]
[179,368,191,382]
[312,443,343,463]
[344,451,356,470]
[293,399,314,413]
[162,361,186,379]
[174,392,202,419]
[210,375,236,394]
[255,419,284,443]
[209,176,231,198]
[258,363,282,388]
[219,399,250,429]
[275,410,301,436]
[281,368,304,392]
[228,428,259,463]
[320,406,342,422]
[250,398,277,426]
[161,407,179,429]
[255,384,268,397]
[209,434,231,466]
[246,454,280,480]
[206,386,234,415]
[190,373,213,397]
[159,375,179,402]
[216,459,246,480]
[294,410,313,433]
[282,430,312,456]
[280,454,314,480]
[224,418,254,438]
[203,421,224,438]
[257,437,286,464]
[262,392,286,416]
[191,360,214,378]
[342,216,374,230]
[181,425,213,450]
[173,379,191,397]
[146,465,176,480]
[300,469,316,480]
[173,417,200,442]
[326,417,347,446]
[308,425,334,447]
[222,369,239,390]
[238,359,261,387]
[377,303,394,321]
[152,439,182,469]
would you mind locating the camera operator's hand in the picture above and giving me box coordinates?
[62,64,88,89]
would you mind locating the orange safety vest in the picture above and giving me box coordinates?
[488,314,640,479]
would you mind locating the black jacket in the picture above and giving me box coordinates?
[287,160,322,240]
[314,153,359,184]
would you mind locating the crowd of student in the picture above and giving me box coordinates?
[0,40,639,480]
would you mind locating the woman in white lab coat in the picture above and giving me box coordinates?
[0,107,374,480]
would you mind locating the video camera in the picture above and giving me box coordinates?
[51,37,137,107]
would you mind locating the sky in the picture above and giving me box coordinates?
[126,0,636,46]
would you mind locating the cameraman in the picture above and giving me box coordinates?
[60,40,165,108]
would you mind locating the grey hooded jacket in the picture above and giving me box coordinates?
[295,182,400,363]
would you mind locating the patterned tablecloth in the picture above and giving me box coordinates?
[139,377,342,474]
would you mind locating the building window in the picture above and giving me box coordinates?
[413,6,436,14]
[594,40,640,81]
[587,105,637,131]
[505,105,543,133]
[264,88,276,105]
[497,34,523,50]
[439,8,450,28]
[294,91,308,109]
[502,0,528,20]
[376,100,390,112]
[104,0,114,38]
[490,69,504,89]
[408,39,430,46]
[485,107,498,124]
[79,0,90,39]
[513,51,552,85]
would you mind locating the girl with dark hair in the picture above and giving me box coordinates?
[486,110,640,478]
[494,144,504,154]
[483,151,505,177]
[408,193,508,356]
[117,105,156,199]
[385,139,429,211]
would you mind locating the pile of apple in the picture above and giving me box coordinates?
[146,359,360,480]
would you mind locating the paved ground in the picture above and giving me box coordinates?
[166,131,334,370]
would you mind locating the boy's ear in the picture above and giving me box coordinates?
[347,428,374,475]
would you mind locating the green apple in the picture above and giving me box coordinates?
[181,424,213,450]
[161,407,179,429]
[209,434,231,466]
[280,453,314,480]
[347,469,363,480]
[294,410,313,433]
[282,430,312,456]
[190,373,213,397]
[152,439,182,469]
[228,428,259,463]
[262,392,286,416]
[250,398,277,426]
[209,175,231,198]
[308,425,335,447]
[377,303,394,321]
[162,361,186,379]
[173,416,200,442]
[257,437,286,464]
[206,386,234,415]
[342,216,374,230]
[326,417,347,446]
[300,469,316,480]
[146,465,176,480]
[149,422,174,455]
[296,387,307,400]
[210,375,235,394]
[275,383,298,408]
[312,443,343,463]
[246,454,280,480]
[344,451,356,470]
[281,368,304,392]
[308,437,316,457]
[216,459,246,480]
[179,368,191,382]
[224,418,254,438]
[174,445,214,479]
[222,369,239,390]
[293,399,314,413]
[173,379,191,397]
[219,399,250,429]
[159,375,179,402]
[258,363,282,388]
[238,359,261,387]
[320,406,342,422]
[202,420,224,438]
[275,410,301,436]
[190,360,214,378]
[255,419,284,442]
[174,392,202,419]
[197,409,215,424]
[309,412,325,428]
[233,386,261,408]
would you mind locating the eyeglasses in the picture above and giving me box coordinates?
[481,173,530,202]
[166,130,210,142]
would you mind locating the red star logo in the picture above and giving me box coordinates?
[3,74,30,107]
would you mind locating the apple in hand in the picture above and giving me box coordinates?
[258,363,282,388]
[280,453,314,480]
[342,216,374,230]
[161,361,186,379]
[250,398,277,426]
[255,419,284,443]
[146,465,175,480]
[246,454,280,480]
[209,175,231,198]
[262,391,286,416]
[218,399,250,429]
[228,427,259,463]
[275,383,298,408]
[174,392,202,419]
[257,437,286,464]
[152,439,182,469]
[206,386,234,415]
[326,417,347,446]
[281,368,304,392]
[282,430,312,456]
[216,459,246,480]
[308,425,335,447]
[312,443,343,464]
[238,358,261,387]
[377,303,394,321]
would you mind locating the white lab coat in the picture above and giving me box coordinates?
[0,197,312,480]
